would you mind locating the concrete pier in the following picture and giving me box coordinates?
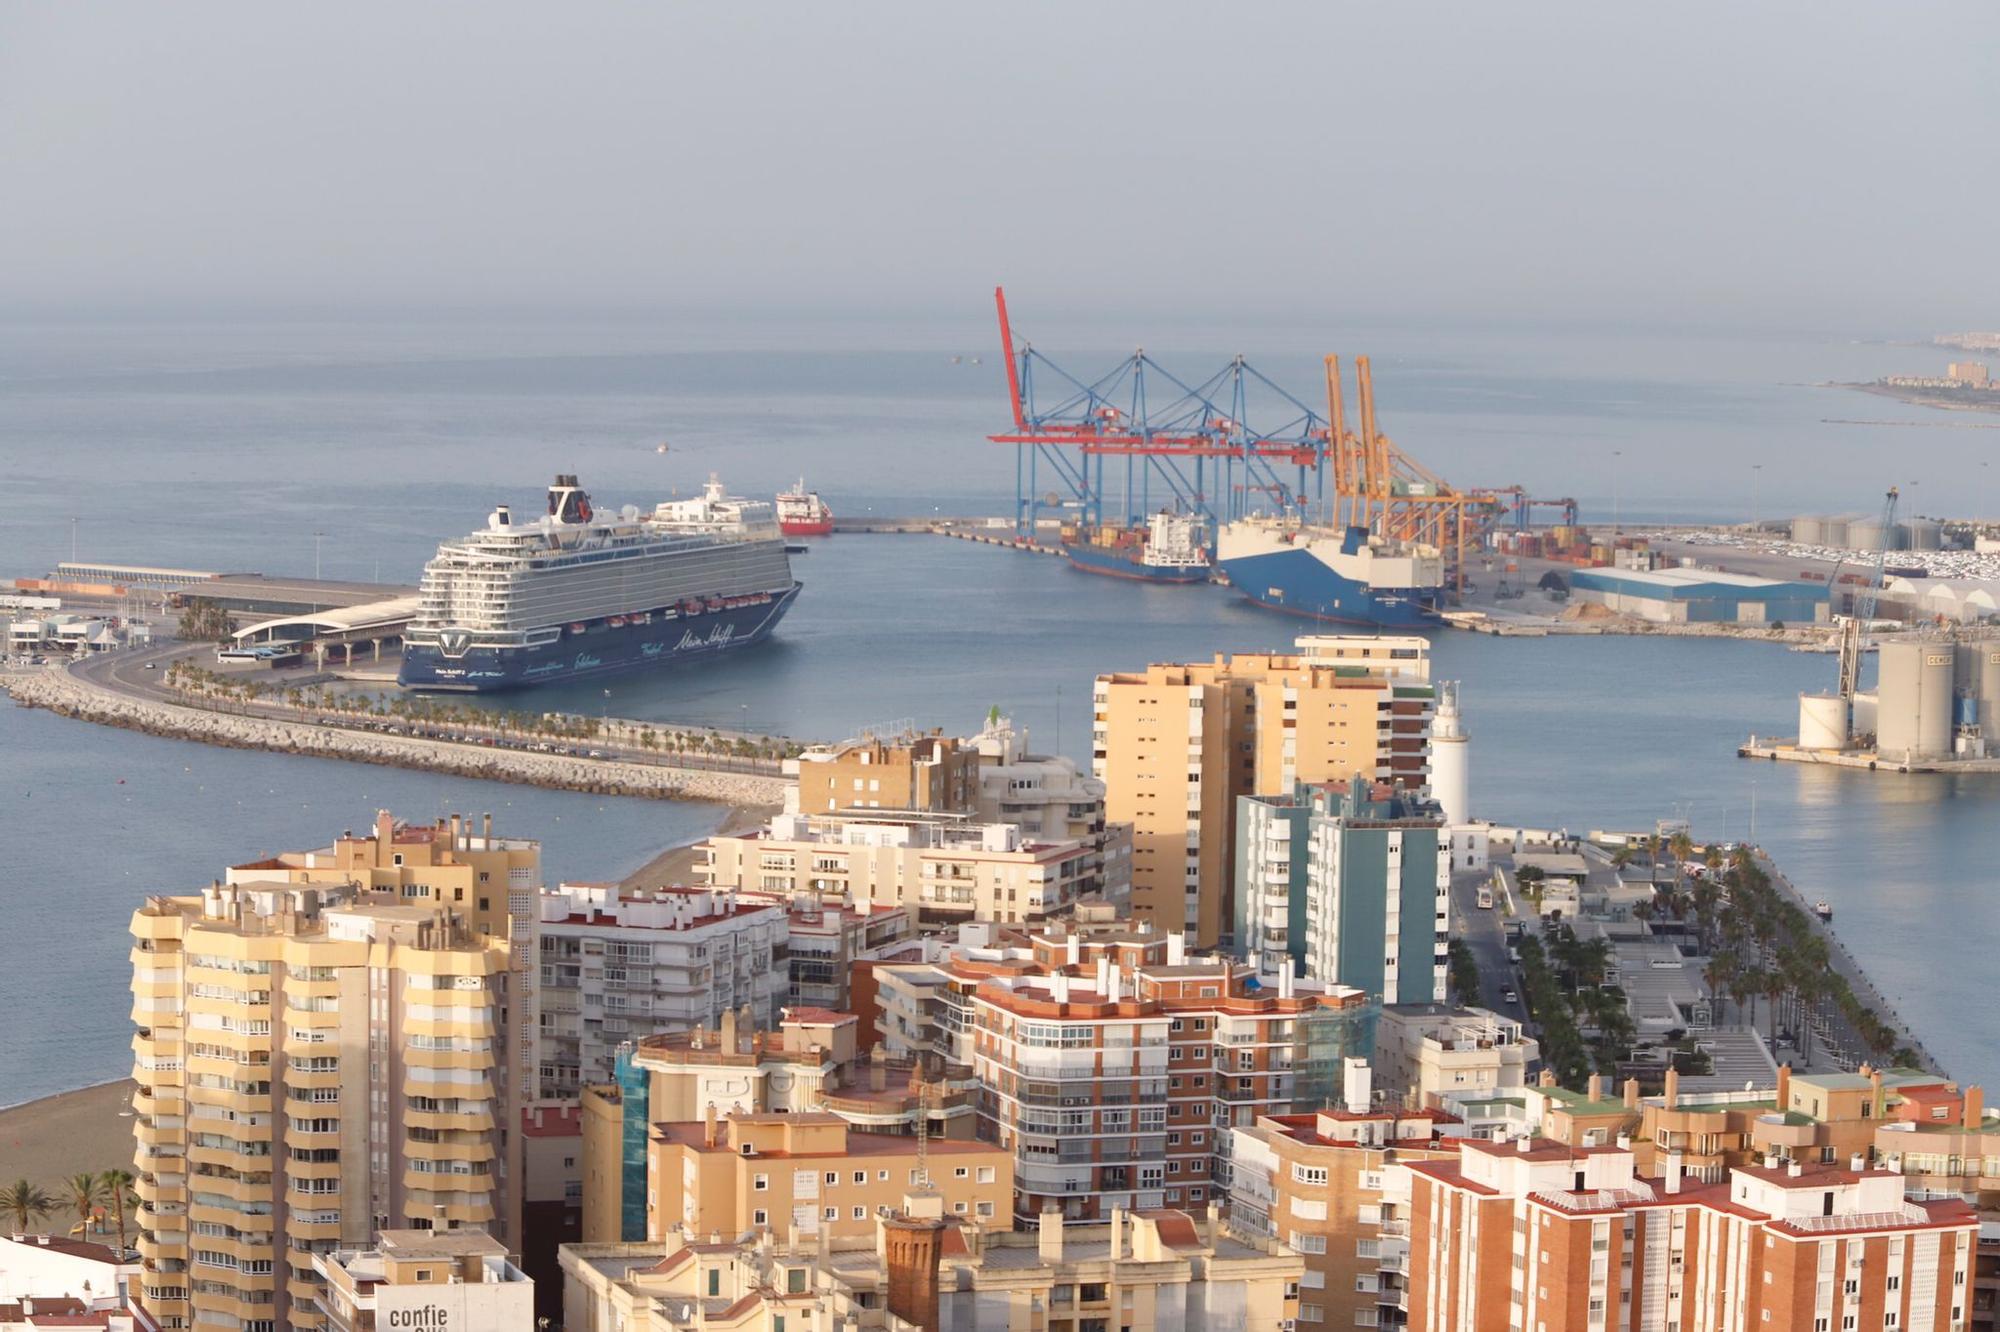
[2,666,785,805]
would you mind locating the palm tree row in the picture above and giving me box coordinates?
[0,1169,136,1252]
[1686,846,1908,1066]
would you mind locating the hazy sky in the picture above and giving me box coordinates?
[3,2,1995,329]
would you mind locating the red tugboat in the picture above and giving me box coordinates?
[776,479,834,536]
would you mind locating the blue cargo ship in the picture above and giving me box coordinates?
[1215,518,1443,628]
[1060,511,1211,584]
[398,475,800,692]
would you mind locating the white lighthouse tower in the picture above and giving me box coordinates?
[1431,680,1470,826]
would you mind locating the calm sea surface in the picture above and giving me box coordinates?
[1,318,1995,1104]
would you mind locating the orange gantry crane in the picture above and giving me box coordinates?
[1322,354,1508,596]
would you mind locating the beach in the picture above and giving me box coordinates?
[0,1080,138,1204]
[621,803,779,889]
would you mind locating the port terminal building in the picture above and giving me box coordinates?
[1568,567,1827,625]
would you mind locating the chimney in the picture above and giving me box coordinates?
[1870,1069,1885,1121]
[1965,1085,1985,1130]
[1622,1078,1640,1111]
[1066,935,1081,967]
[482,811,493,842]
[1850,1153,1867,1174]
[375,809,395,851]
[1587,1073,1604,1103]
[722,1006,739,1055]
[1663,1067,1680,1110]
[1516,1134,1532,1154]
[1108,1206,1125,1260]
[1166,934,1185,965]
[703,1102,719,1149]
[1664,1152,1684,1195]
[1538,1068,1557,1089]
[449,813,462,848]
[1038,1207,1065,1263]
[1786,1160,1803,1178]
[1776,1062,1791,1111]
[1278,967,1294,1000]
[881,1207,946,1332]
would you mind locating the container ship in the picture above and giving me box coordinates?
[775,479,834,536]
[1060,510,1211,583]
[1215,517,1443,627]
[398,474,801,692]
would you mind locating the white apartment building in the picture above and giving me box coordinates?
[700,811,1105,928]
[535,884,787,1100]
[1373,1002,1540,1112]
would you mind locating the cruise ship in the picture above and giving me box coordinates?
[398,474,801,691]
[1215,517,1443,627]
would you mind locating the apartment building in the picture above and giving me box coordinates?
[313,1229,532,1332]
[1094,635,1435,947]
[1402,1136,1979,1332]
[561,1197,1301,1332]
[700,810,1107,927]
[1373,1001,1539,1110]
[753,895,915,1011]
[958,924,1374,1223]
[787,712,1129,889]
[128,875,518,1332]
[1237,777,1449,1003]
[581,1010,977,1244]
[646,1110,1013,1240]
[1229,1060,1465,1331]
[534,883,788,1099]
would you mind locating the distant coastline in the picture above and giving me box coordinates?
[1837,381,2000,415]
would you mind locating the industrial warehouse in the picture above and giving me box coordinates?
[1568,566,1828,625]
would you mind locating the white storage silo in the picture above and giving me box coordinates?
[1850,689,1879,739]
[1797,693,1849,750]
[1822,516,1851,548]
[1848,518,1902,552]
[1980,646,2000,730]
[1917,647,1954,755]
[1876,641,1924,754]
[1907,517,1942,551]
[1790,515,1824,545]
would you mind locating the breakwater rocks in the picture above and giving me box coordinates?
[3,668,785,806]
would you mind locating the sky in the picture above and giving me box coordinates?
[2,2,1996,332]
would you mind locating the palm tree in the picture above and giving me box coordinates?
[63,1172,103,1235]
[99,1170,136,1255]
[0,1178,55,1232]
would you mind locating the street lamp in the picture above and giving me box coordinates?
[313,531,325,580]
[1611,450,1623,539]
[1750,464,1763,533]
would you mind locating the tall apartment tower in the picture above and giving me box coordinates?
[128,828,529,1332]
[1236,778,1449,1002]
[1094,635,1433,947]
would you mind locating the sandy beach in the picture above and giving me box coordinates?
[0,1080,137,1201]
[621,802,777,889]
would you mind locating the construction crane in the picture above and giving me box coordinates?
[1837,486,1900,703]
[1322,355,1509,595]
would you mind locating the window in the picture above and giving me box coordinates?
[852,1206,866,1220]
[877,1170,889,1181]
[753,1209,768,1225]
[707,1269,720,1297]
[955,1166,969,1179]
[824,1207,837,1221]
[787,1268,807,1294]
[854,1171,866,1185]
[977,1166,996,1184]
[826,1171,839,1186]
[754,1174,769,1191]
[1292,1163,1328,1186]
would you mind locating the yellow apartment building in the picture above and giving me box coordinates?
[1092,636,1433,945]
[646,1111,1012,1240]
[129,864,520,1332]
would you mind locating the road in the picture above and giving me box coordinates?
[1448,868,1524,1025]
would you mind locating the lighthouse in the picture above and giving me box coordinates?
[1431,680,1470,826]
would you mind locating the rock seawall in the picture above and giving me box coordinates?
[3,668,784,806]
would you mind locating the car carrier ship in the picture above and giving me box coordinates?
[398,474,801,691]
[1215,516,1443,627]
